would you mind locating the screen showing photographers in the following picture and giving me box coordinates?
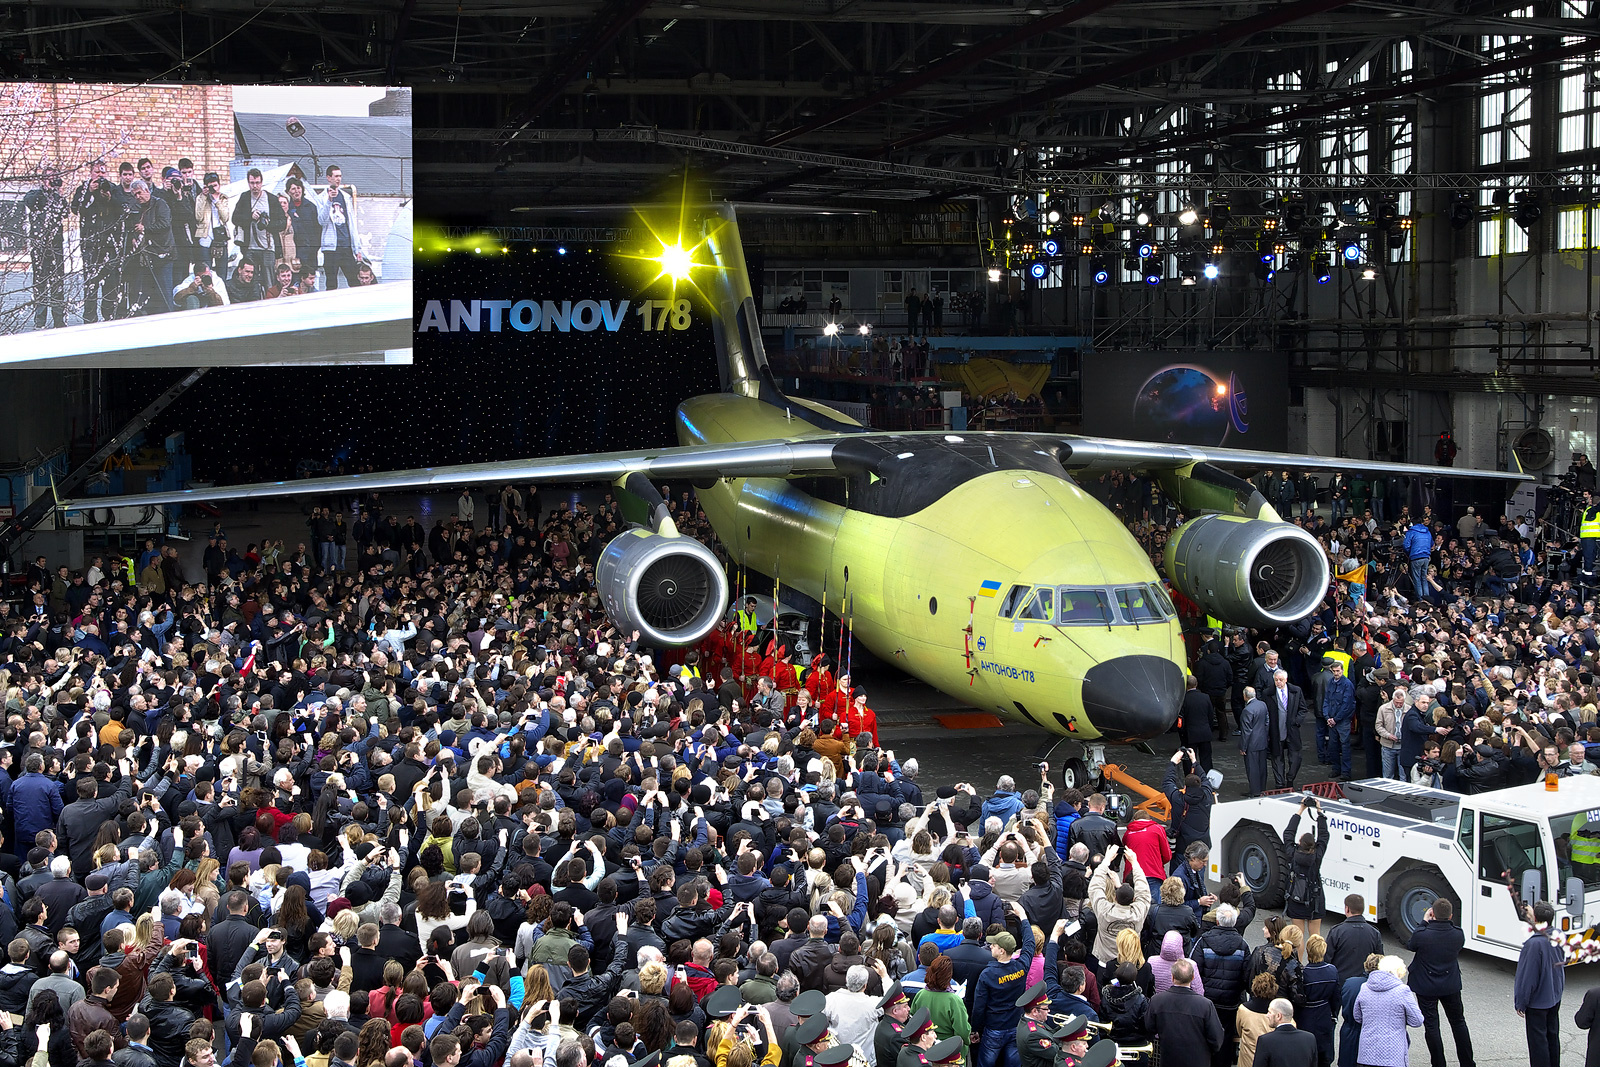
[0,83,412,366]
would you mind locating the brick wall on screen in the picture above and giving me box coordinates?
[2,82,235,183]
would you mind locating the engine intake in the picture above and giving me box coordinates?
[596,529,728,647]
[1162,514,1328,628]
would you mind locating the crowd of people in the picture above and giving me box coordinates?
[0,456,1597,1067]
[15,152,373,328]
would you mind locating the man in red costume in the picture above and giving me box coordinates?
[773,645,800,707]
[804,653,836,706]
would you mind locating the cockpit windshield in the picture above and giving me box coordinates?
[998,582,1176,626]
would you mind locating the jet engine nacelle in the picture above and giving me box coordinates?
[1163,514,1329,628]
[596,528,728,647]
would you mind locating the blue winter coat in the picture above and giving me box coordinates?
[1054,803,1081,862]
[1402,523,1432,561]
[1321,676,1356,725]
[981,790,1023,827]
[11,773,62,836]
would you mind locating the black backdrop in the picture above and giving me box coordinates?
[108,250,721,478]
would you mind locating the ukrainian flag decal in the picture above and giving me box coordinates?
[978,579,1002,598]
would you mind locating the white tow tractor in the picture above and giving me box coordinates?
[1209,775,1600,964]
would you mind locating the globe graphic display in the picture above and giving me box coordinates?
[1130,366,1229,446]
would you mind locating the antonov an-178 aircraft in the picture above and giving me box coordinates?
[72,203,1523,783]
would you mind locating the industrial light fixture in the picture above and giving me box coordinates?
[1340,233,1362,262]
[858,323,872,335]
[987,265,1002,283]
[1449,191,1475,230]
[1202,262,1220,280]
[1143,258,1163,285]
[1134,197,1157,227]
[1137,241,1156,259]
[1313,254,1331,284]
[1042,239,1059,256]
[1029,261,1048,280]
[1178,202,1199,227]
[1513,190,1543,232]
[1091,256,1110,284]
[1098,199,1117,222]
[823,322,840,336]
[1361,265,1377,280]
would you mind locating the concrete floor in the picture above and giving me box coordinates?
[148,493,1595,1067]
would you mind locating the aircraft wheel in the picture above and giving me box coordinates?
[1230,824,1285,908]
[1385,868,1454,942]
[1061,758,1090,791]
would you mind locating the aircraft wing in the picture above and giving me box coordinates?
[1051,435,1532,482]
[59,429,1525,511]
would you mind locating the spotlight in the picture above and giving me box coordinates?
[558,246,567,255]
[1098,199,1117,222]
[1029,261,1048,280]
[1091,255,1110,284]
[1340,236,1362,262]
[1514,190,1542,232]
[1203,263,1219,280]
[823,322,840,337]
[858,323,872,335]
[1285,197,1307,232]
[1044,202,1062,225]
[987,265,1002,283]
[1361,266,1377,280]
[1042,239,1059,256]
[1135,197,1156,226]
[1449,191,1476,230]
[1178,202,1199,227]
[1143,259,1163,285]
[1374,197,1398,232]
[656,242,695,280]
[474,247,481,253]
[1492,187,1511,207]
[1137,242,1155,260]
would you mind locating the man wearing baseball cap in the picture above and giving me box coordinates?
[972,901,1035,1067]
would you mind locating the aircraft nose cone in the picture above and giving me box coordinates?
[1081,655,1184,741]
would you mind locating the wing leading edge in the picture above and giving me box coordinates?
[58,430,1525,511]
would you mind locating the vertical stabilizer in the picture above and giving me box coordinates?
[703,204,768,398]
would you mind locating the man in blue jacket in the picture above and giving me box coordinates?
[12,754,62,859]
[972,901,1035,1067]
[1403,520,1433,598]
[1513,900,1564,1067]
[1319,661,1356,781]
[1405,896,1473,1067]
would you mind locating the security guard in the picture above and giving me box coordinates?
[895,1010,938,1067]
[1581,491,1600,579]
[875,983,914,1067]
[737,595,761,639]
[1015,983,1056,1067]
[1049,1016,1090,1067]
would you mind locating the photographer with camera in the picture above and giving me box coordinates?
[1281,797,1329,940]
[193,171,231,277]
[128,179,177,315]
[231,167,286,282]
[71,159,124,323]
[171,262,230,310]
[21,169,70,330]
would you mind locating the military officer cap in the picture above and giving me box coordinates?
[634,1055,660,1067]
[795,1014,831,1046]
[902,1008,934,1044]
[1080,1043,1118,1067]
[926,1038,966,1065]
[815,1046,854,1067]
[706,986,743,1019]
[877,982,907,1010]
[1014,981,1049,1010]
[793,990,828,1018]
[1051,1015,1091,1043]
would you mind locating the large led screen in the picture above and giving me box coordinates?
[1080,349,1290,451]
[0,83,411,366]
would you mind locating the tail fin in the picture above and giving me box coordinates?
[703,204,769,398]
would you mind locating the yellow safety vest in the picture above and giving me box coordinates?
[1582,507,1600,540]
[681,663,701,681]
[1574,830,1600,866]
[737,609,759,634]
[1323,649,1352,675]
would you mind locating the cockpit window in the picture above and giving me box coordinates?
[1115,585,1165,623]
[1057,588,1113,626]
[1148,583,1176,617]
[1018,588,1054,621]
[998,585,1029,618]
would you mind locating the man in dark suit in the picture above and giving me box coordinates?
[374,902,422,971]
[1252,1000,1318,1067]
[1178,675,1215,774]
[1238,687,1270,798]
[1264,669,1307,788]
